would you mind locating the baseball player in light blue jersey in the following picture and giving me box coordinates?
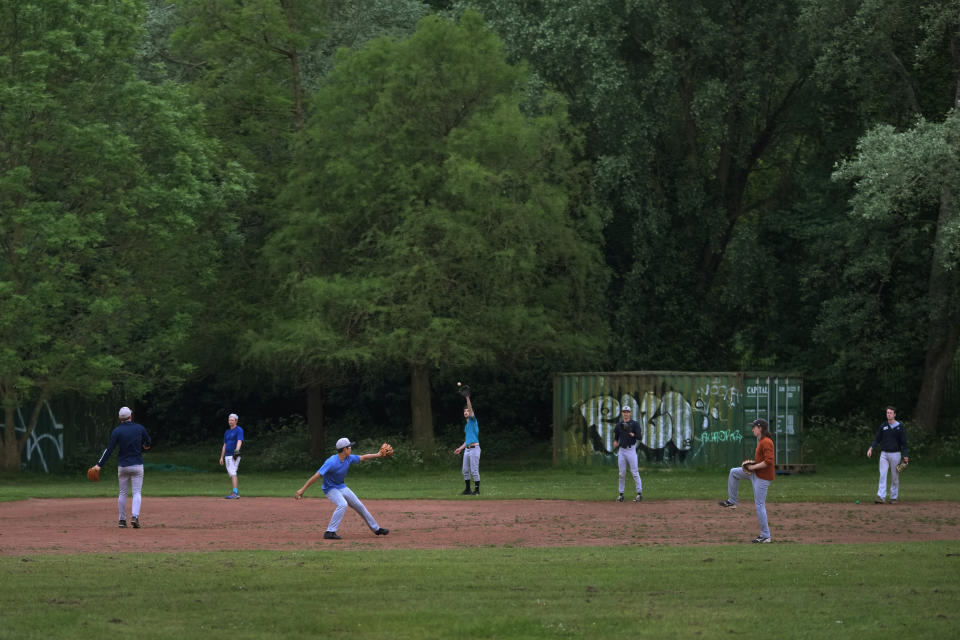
[219,413,244,499]
[294,437,390,540]
[91,406,152,528]
[454,390,480,495]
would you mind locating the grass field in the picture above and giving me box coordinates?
[1,543,957,639]
[1,464,958,639]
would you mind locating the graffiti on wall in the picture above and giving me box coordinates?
[0,402,64,472]
[575,380,742,462]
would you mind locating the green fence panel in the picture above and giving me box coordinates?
[553,371,803,469]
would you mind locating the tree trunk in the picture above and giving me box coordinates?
[913,326,960,434]
[912,188,960,434]
[410,364,435,451]
[307,383,325,461]
[1,404,20,473]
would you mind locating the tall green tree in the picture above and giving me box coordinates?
[0,0,247,471]
[166,0,430,453]
[269,11,608,449]
[809,0,960,431]
[464,0,829,369]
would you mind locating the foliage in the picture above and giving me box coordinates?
[0,0,248,471]
[464,0,831,371]
[803,414,960,465]
[265,11,609,446]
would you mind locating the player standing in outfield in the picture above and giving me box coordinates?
[294,437,390,540]
[614,407,643,502]
[91,407,152,529]
[718,418,775,543]
[219,413,244,499]
[867,405,909,504]
[453,384,480,495]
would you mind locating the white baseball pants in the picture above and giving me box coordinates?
[324,487,379,534]
[877,451,902,500]
[618,446,642,494]
[462,445,481,482]
[117,464,144,520]
[726,467,771,539]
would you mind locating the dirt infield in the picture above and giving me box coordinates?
[1,497,958,555]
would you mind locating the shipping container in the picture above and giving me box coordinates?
[553,371,803,469]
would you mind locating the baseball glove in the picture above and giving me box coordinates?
[741,459,755,474]
[457,383,471,398]
[87,466,100,482]
[378,442,394,458]
[896,459,909,473]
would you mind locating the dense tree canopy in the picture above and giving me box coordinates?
[263,12,608,449]
[0,0,247,471]
[3,0,959,471]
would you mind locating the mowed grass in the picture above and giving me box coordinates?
[1,463,957,502]
[1,543,958,639]
[1,467,958,638]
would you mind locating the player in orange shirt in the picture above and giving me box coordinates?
[718,419,775,543]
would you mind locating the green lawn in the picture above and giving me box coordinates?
[1,543,957,639]
[1,466,958,639]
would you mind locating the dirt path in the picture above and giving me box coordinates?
[1,497,958,555]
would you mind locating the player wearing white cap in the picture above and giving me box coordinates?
[614,407,643,502]
[219,413,244,499]
[91,406,152,528]
[294,437,390,540]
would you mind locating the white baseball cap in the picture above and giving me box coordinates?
[335,437,356,451]
[118,406,132,419]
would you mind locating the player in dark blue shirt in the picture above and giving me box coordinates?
[92,406,152,528]
[867,406,909,504]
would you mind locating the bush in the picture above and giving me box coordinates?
[246,416,313,472]
[803,414,960,465]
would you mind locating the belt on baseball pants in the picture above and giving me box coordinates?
[466,443,479,449]
[621,445,634,449]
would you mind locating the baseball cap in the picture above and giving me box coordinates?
[335,437,356,451]
[621,407,632,412]
[118,406,132,419]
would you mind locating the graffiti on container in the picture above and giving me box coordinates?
[576,383,741,462]
[1,402,64,472]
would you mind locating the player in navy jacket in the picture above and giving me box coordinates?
[92,406,152,528]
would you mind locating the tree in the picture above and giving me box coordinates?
[0,0,247,471]
[170,0,431,453]
[832,114,960,432]
[812,0,960,431]
[269,11,608,449]
[463,0,831,369]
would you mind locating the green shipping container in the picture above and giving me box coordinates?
[552,371,803,469]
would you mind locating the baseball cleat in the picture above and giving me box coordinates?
[633,494,643,502]
[616,494,624,502]
[874,497,884,504]
[224,493,240,499]
[375,528,390,536]
[718,500,736,508]
[118,519,127,528]
[131,516,140,529]
[890,499,898,504]
[323,531,342,540]
[752,536,771,544]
